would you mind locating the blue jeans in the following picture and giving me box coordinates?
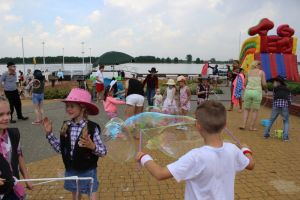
[264,106,289,140]
[146,88,156,106]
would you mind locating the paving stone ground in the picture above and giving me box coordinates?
[12,86,300,200]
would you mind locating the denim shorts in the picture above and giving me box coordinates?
[32,93,44,104]
[64,168,99,194]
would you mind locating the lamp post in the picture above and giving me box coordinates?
[42,41,45,70]
[81,42,85,65]
[89,48,91,65]
[21,37,25,73]
[62,48,65,70]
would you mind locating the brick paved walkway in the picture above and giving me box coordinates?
[14,95,300,200]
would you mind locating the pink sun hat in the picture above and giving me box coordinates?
[62,88,99,115]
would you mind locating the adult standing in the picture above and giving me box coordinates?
[143,67,158,106]
[240,60,267,131]
[228,60,243,111]
[57,69,64,84]
[0,62,28,123]
[95,65,105,103]
[124,78,144,119]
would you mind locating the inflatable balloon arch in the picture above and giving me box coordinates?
[240,18,299,81]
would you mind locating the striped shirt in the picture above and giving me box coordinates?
[46,119,107,157]
[0,72,17,91]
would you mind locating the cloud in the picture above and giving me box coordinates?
[54,16,92,39]
[104,0,160,12]
[0,0,299,60]
[88,10,102,22]
[0,0,12,12]
[3,14,21,22]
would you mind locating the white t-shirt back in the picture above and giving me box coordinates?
[167,142,249,200]
[95,70,104,84]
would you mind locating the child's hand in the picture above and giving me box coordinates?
[42,117,52,135]
[135,151,146,162]
[79,134,96,150]
[239,143,250,149]
[0,178,5,185]
[26,181,33,190]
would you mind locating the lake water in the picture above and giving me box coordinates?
[0,63,299,78]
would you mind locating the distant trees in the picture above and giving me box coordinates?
[186,54,192,63]
[0,56,97,64]
[173,57,179,63]
[210,58,216,63]
[195,58,201,64]
[0,55,236,64]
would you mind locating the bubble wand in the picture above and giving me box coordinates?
[138,125,144,170]
[224,128,241,146]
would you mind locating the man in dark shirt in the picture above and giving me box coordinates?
[143,67,158,106]
[0,62,28,123]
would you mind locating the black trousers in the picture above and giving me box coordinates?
[4,90,23,119]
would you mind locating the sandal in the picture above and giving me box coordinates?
[227,108,233,111]
[32,121,42,125]
[249,128,258,131]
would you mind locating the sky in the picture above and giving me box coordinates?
[0,0,299,60]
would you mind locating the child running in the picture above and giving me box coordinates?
[162,79,178,114]
[197,76,210,105]
[177,76,191,115]
[263,75,291,141]
[43,88,107,200]
[136,100,255,200]
[103,81,126,119]
[0,96,33,199]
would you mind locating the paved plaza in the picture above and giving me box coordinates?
[12,89,300,200]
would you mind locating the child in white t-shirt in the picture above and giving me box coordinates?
[136,100,255,200]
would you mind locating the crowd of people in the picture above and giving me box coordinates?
[0,60,292,200]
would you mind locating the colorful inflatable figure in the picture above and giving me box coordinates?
[240,18,299,81]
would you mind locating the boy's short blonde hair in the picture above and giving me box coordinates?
[195,100,226,134]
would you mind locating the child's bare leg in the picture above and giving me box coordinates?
[39,103,44,121]
[72,192,81,200]
[33,104,40,122]
[90,192,97,200]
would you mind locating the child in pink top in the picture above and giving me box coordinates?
[177,76,191,115]
[103,85,125,119]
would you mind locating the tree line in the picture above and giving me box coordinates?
[0,54,234,65]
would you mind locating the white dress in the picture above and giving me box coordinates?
[153,94,163,107]
[162,87,178,114]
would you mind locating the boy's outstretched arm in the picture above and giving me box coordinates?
[136,152,173,180]
[240,145,255,170]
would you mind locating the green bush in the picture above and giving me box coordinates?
[267,81,300,94]
[44,87,71,99]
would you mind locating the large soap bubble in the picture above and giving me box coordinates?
[103,112,205,162]
[102,118,135,163]
[145,122,204,158]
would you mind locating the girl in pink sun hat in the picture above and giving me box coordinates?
[42,88,107,200]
